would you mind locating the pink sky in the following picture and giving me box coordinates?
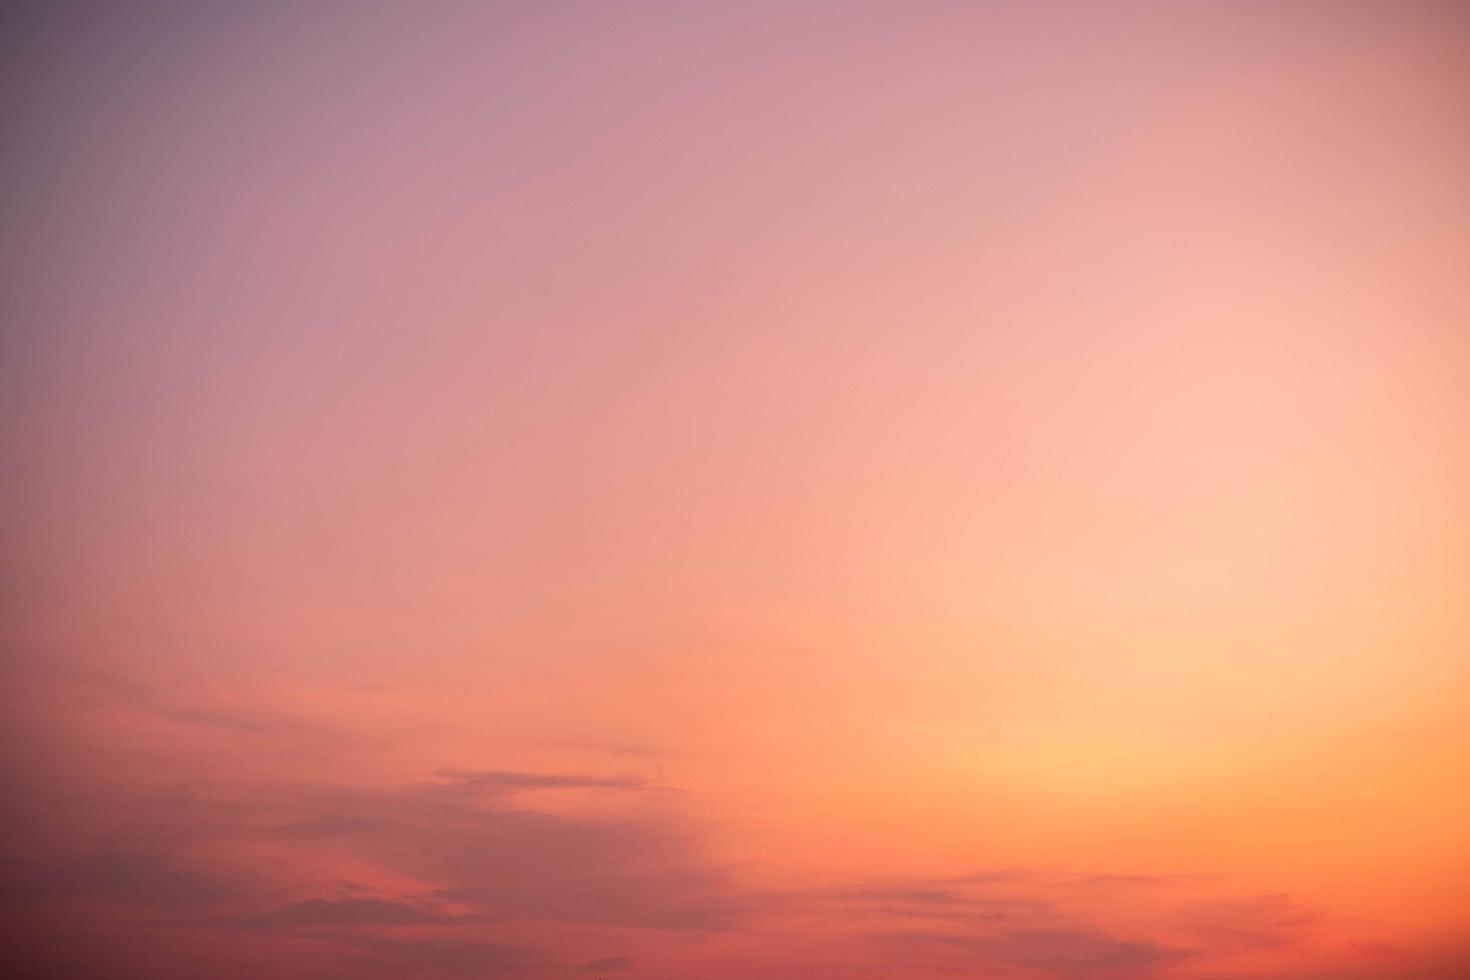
[3,2,1469,978]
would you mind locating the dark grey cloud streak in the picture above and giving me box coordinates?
[0,765,721,978]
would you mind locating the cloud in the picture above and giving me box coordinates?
[579,956,633,972]
[433,769,655,792]
[329,934,540,978]
[764,867,1195,931]
[60,670,364,745]
[878,927,1193,977]
[266,775,741,932]
[0,764,737,977]
[0,851,253,911]
[0,759,1355,980]
[279,934,540,980]
[934,869,1192,890]
[766,881,1052,926]
[243,897,463,928]
[1199,941,1470,980]
[1174,893,1316,952]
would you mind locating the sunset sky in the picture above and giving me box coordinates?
[3,2,1469,978]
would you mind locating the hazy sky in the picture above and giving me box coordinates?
[3,2,1468,978]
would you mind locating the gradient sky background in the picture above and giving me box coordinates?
[3,2,1469,978]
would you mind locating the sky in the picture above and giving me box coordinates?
[2,2,1468,978]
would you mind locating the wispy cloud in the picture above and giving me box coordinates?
[875,927,1193,977]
